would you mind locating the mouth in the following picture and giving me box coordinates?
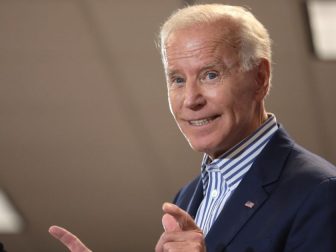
[188,115,220,126]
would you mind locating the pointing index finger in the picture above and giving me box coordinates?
[49,225,91,252]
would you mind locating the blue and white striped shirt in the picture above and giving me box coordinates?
[195,114,278,235]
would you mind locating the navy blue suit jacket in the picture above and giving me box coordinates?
[173,127,336,252]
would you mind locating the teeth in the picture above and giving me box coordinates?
[189,118,211,126]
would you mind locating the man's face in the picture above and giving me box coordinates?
[164,24,265,159]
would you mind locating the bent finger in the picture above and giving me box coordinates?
[162,203,200,231]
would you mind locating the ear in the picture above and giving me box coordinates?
[254,58,271,101]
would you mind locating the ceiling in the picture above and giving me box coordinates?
[0,0,335,251]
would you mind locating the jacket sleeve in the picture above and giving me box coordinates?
[284,178,336,251]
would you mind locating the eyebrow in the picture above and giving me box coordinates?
[167,70,180,79]
[201,60,230,72]
[166,59,232,78]
[202,61,223,70]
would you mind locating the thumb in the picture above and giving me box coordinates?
[162,213,181,232]
[162,202,200,231]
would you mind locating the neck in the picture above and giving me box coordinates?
[257,101,268,126]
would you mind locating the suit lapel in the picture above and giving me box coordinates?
[205,127,294,251]
[185,177,204,219]
[174,176,204,218]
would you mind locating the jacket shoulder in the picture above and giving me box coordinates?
[284,142,336,185]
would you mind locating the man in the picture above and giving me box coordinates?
[49,4,336,252]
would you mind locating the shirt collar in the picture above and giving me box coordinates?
[201,113,278,174]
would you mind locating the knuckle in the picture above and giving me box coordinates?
[160,232,169,243]
[193,231,204,241]
[190,241,204,251]
[155,233,165,252]
[162,242,172,252]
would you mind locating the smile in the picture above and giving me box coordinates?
[189,115,219,126]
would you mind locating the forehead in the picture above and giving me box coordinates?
[164,23,238,70]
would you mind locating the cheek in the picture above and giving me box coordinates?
[214,81,254,111]
[210,89,249,125]
[206,86,234,109]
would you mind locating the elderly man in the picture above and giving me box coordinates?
[49,4,336,252]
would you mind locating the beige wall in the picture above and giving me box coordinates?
[0,0,335,251]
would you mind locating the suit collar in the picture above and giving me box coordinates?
[174,176,203,218]
[186,177,203,219]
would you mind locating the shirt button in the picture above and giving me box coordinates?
[211,189,218,198]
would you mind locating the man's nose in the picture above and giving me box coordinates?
[183,82,206,110]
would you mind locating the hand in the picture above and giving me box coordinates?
[49,225,92,252]
[155,203,206,252]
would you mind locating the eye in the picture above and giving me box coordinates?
[169,76,185,87]
[201,71,219,82]
[175,77,185,84]
[206,71,218,80]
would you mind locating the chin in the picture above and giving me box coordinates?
[186,134,230,158]
[188,139,217,155]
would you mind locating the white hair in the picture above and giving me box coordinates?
[159,4,272,72]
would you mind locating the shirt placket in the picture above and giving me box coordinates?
[203,168,227,235]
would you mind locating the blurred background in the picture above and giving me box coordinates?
[0,0,335,251]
